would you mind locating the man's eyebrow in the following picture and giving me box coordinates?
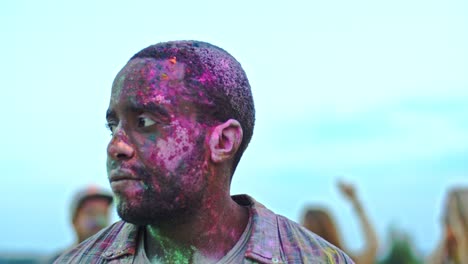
[129,103,170,118]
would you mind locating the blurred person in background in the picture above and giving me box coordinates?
[48,185,113,263]
[427,187,468,264]
[302,181,379,264]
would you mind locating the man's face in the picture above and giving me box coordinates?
[106,58,210,225]
[73,198,111,243]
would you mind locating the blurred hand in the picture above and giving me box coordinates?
[337,180,357,202]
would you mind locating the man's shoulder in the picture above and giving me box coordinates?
[54,221,138,263]
[239,195,354,264]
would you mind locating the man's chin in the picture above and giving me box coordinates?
[117,202,193,226]
[118,212,153,226]
[116,200,151,225]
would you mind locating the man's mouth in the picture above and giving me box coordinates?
[109,169,140,182]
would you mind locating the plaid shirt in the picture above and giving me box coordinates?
[55,195,354,264]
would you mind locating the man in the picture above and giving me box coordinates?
[70,186,113,244]
[56,40,353,263]
[50,185,113,263]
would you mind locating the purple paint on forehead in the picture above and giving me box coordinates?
[116,58,187,110]
[197,71,215,85]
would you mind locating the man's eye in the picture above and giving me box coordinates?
[105,122,117,134]
[137,116,157,128]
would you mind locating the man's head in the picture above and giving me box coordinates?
[106,41,255,225]
[71,186,113,243]
[129,41,255,170]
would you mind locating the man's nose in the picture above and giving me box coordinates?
[107,131,135,160]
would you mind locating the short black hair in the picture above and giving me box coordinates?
[130,40,255,176]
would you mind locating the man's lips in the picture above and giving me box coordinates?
[109,169,140,182]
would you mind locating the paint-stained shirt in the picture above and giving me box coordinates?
[133,209,253,263]
[54,195,354,264]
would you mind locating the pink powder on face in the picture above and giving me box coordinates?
[154,94,171,104]
[153,120,195,172]
[108,57,211,226]
[198,71,215,84]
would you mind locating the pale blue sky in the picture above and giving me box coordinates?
[1,0,467,257]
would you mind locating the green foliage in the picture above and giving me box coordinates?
[378,228,423,264]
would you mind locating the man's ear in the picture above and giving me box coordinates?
[209,119,243,163]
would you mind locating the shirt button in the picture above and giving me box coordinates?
[272,257,279,263]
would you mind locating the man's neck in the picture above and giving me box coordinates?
[144,193,249,263]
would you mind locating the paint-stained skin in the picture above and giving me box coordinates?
[106,57,248,263]
[107,58,208,222]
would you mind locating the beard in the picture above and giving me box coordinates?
[115,177,206,226]
[108,124,212,226]
[114,143,209,226]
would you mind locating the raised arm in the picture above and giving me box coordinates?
[338,181,379,264]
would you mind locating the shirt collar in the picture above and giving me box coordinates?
[232,194,284,264]
[102,221,139,260]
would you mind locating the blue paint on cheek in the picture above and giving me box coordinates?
[148,134,157,142]
[177,162,187,171]
[141,182,150,190]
